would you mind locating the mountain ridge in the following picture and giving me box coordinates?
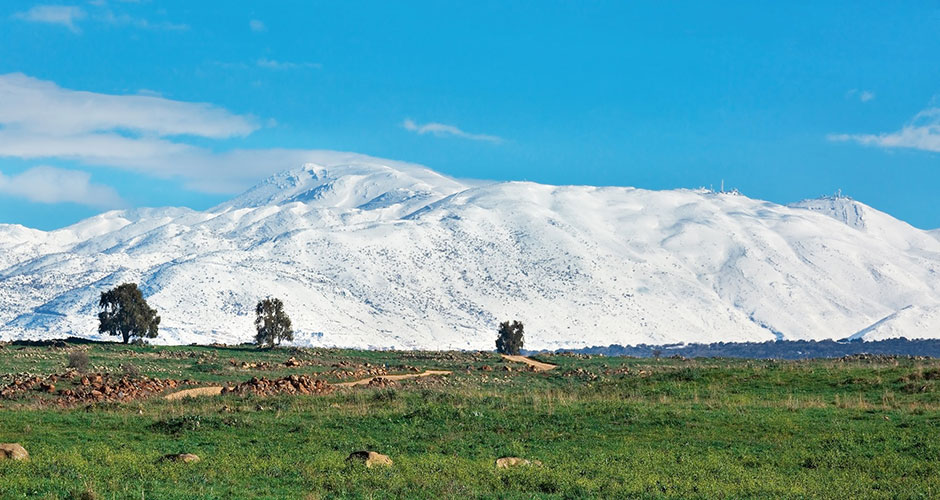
[2,155,939,349]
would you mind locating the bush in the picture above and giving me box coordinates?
[67,351,90,371]
[121,363,141,378]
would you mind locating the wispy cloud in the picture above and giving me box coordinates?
[0,73,257,138]
[829,106,940,153]
[0,166,124,208]
[12,4,186,33]
[256,58,321,70]
[98,10,188,31]
[0,73,392,195]
[249,19,266,32]
[402,119,503,143]
[0,73,272,192]
[12,5,86,33]
[846,89,875,103]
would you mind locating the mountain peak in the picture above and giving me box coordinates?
[213,155,468,213]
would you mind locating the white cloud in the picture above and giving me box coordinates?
[402,119,503,143]
[846,89,876,103]
[256,58,321,70]
[12,4,187,33]
[249,19,266,32]
[0,73,257,138]
[0,166,124,208]
[0,73,389,195]
[97,10,188,31]
[12,5,86,33]
[829,106,940,153]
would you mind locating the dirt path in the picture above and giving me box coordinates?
[162,370,453,398]
[336,370,452,387]
[501,354,557,371]
[164,386,223,400]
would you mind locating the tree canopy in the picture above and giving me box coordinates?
[255,297,293,348]
[98,283,160,344]
[496,320,524,355]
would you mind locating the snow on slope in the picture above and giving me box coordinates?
[2,155,940,349]
[845,304,940,341]
[790,195,940,254]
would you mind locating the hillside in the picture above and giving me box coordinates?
[3,343,939,497]
[1,153,939,349]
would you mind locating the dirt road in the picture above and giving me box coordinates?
[163,369,453,399]
[164,386,223,400]
[501,354,557,371]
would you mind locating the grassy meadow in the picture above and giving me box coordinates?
[1,341,939,498]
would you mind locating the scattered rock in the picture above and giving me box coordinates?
[346,451,393,467]
[0,443,29,461]
[221,375,333,397]
[1,372,186,405]
[495,457,541,468]
[366,377,397,388]
[162,453,200,463]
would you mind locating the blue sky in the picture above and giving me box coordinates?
[1,1,939,230]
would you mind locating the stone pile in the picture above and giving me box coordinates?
[221,374,333,397]
[366,377,397,388]
[60,374,188,404]
[327,362,388,380]
[1,372,187,405]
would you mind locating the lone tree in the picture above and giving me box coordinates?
[255,297,293,348]
[98,283,160,344]
[496,320,524,355]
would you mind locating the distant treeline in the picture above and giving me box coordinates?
[543,338,940,359]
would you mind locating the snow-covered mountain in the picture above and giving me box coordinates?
[2,153,939,349]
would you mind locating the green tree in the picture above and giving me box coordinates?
[496,320,524,355]
[255,297,294,348]
[98,283,160,344]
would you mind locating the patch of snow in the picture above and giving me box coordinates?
[2,157,940,349]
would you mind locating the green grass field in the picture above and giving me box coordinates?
[1,342,939,498]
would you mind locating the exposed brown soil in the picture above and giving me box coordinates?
[500,354,557,371]
[164,386,223,400]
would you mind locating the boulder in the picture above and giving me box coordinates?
[162,453,200,463]
[495,457,541,468]
[0,443,29,461]
[346,451,393,467]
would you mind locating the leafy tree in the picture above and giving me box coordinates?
[255,297,294,348]
[496,320,524,355]
[98,283,160,344]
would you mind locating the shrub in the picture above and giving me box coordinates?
[67,351,90,371]
[121,363,141,378]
